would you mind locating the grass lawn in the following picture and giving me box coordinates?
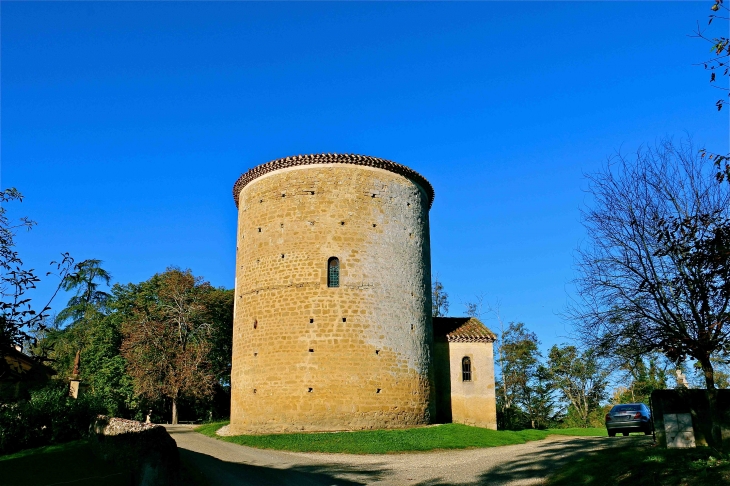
[548,441,730,485]
[196,421,608,454]
[0,440,130,486]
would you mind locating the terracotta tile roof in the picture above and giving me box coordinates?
[232,153,434,209]
[432,317,497,343]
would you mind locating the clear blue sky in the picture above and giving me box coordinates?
[2,2,727,351]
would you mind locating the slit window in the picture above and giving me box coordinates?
[327,257,340,288]
[462,357,472,382]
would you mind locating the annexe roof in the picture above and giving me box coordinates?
[2,346,57,380]
[433,317,497,343]
[232,153,434,209]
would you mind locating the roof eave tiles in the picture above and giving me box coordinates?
[231,153,435,209]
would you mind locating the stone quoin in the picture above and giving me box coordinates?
[230,153,496,434]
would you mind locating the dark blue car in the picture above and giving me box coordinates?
[605,403,653,437]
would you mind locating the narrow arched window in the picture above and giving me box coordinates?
[327,257,340,288]
[462,357,472,382]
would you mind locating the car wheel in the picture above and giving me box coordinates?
[608,431,616,437]
[623,432,630,437]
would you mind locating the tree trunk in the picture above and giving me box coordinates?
[698,355,716,389]
[699,354,722,450]
[172,398,178,425]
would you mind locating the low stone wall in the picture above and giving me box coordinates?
[90,416,180,486]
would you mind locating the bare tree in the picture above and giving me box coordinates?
[571,138,730,389]
[431,276,450,318]
[486,302,511,414]
[463,293,487,320]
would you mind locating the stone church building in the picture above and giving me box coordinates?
[229,153,496,434]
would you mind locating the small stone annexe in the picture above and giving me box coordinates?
[229,153,497,434]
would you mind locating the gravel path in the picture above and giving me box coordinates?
[166,425,650,486]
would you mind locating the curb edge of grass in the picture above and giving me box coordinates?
[193,422,607,454]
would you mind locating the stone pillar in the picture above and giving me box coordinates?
[69,379,81,399]
[69,349,82,399]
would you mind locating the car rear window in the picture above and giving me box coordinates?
[612,405,642,412]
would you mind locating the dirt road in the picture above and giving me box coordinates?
[167,425,650,486]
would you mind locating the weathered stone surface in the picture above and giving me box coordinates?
[90,416,180,486]
[230,157,434,434]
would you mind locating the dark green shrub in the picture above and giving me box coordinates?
[0,381,105,455]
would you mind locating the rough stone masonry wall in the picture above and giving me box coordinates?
[230,163,433,434]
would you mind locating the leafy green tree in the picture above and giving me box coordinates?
[561,404,608,429]
[499,322,556,429]
[38,261,136,416]
[613,355,669,405]
[203,287,234,386]
[547,345,609,428]
[38,265,233,421]
[495,379,527,430]
[121,268,217,424]
[529,364,560,429]
[45,260,113,375]
[56,259,111,327]
[71,311,135,417]
[194,286,234,420]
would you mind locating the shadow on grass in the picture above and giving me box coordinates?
[179,447,390,486]
[412,436,652,486]
[0,440,131,486]
[548,439,730,486]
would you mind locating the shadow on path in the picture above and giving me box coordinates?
[412,436,652,486]
[172,424,651,486]
[179,447,388,486]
